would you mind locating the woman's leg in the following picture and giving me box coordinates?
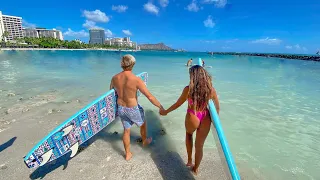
[193,115,211,175]
[185,113,200,166]
[185,132,193,166]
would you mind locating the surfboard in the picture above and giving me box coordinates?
[197,58,240,180]
[23,72,148,169]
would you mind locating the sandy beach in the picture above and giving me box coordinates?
[0,89,255,180]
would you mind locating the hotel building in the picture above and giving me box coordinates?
[89,29,105,44]
[23,28,63,40]
[0,11,23,42]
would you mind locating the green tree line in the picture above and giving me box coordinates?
[1,35,135,50]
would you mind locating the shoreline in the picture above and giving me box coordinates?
[208,52,320,61]
[0,48,140,52]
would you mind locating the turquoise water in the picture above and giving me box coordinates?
[1,50,320,179]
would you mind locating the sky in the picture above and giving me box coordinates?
[1,0,320,53]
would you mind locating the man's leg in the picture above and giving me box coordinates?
[137,105,152,146]
[119,106,134,161]
[123,128,132,161]
[140,122,152,146]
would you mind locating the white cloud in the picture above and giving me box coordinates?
[112,5,128,13]
[285,44,307,52]
[82,20,101,29]
[122,30,132,36]
[63,28,89,38]
[222,46,230,49]
[201,40,216,43]
[215,0,227,8]
[202,0,227,8]
[144,2,159,15]
[250,37,282,45]
[105,29,113,37]
[22,20,36,28]
[225,39,238,43]
[186,0,200,12]
[159,0,169,7]
[202,0,216,3]
[294,44,307,51]
[204,15,215,28]
[82,10,109,23]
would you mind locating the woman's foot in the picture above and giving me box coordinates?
[186,159,193,167]
[142,137,152,146]
[186,162,193,167]
[192,166,199,175]
[125,152,133,161]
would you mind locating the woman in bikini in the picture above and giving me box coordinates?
[160,65,220,175]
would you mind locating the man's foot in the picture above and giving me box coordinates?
[192,166,199,175]
[142,137,152,146]
[125,152,133,161]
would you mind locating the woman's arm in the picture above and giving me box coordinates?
[212,87,220,114]
[109,78,114,90]
[165,86,189,114]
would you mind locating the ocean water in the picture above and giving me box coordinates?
[0,50,320,179]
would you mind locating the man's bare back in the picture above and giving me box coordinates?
[110,70,162,109]
[110,71,141,108]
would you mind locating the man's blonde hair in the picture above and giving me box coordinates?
[121,54,136,71]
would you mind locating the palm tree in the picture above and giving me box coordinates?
[2,31,10,42]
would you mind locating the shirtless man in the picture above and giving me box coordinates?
[110,54,164,161]
[187,58,193,67]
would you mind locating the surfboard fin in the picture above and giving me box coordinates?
[39,149,53,166]
[70,142,79,158]
[62,124,74,137]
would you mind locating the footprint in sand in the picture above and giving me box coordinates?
[3,119,16,125]
[7,93,15,97]
[0,164,7,170]
[0,127,10,133]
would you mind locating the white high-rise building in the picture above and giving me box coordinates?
[0,12,5,41]
[0,11,23,42]
[105,37,134,47]
[22,28,63,40]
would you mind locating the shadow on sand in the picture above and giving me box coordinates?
[143,110,195,180]
[29,109,194,180]
[29,120,119,180]
[0,137,17,153]
[29,151,70,180]
[96,110,195,180]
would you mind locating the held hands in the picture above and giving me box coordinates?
[159,106,168,116]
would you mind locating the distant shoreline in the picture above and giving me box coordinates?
[0,48,140,52]
[208,52,320,61]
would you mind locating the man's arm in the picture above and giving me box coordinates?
[137,78,163,109]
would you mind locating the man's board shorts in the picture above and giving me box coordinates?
[118,104,145,129]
